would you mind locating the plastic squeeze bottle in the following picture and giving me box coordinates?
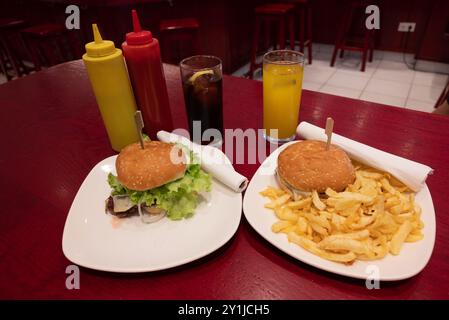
[122,10,173,139]
[82,24,139,152]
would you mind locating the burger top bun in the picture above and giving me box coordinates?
[277,140,355,193]
[116,141,187,191]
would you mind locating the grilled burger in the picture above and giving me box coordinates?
[277,140,355,195]
[106,141,211,223]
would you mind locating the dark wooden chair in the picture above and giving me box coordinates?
[159,18,200,65]
[288,0,313,64]
[21,23,81,71]
[330,1,375,72]
[0,18,28,80]
[248,3,296,79]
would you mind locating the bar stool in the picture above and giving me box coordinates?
[21,23,81,71]
[330,1,375,72]
[0,18,28,80]
[159,18,200,65]
[248,3,296,79]
[290,0,313,64]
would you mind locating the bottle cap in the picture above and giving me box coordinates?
[125,9,153,45]
[85,24,116,57]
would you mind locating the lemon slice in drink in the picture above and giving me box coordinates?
[189,70,214,83]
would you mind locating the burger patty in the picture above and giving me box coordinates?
[105,196,139,218]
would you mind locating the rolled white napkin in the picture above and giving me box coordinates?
[157,131,248,193]
[296,122,433,192]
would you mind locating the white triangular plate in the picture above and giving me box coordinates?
[63,155,242,272]
[243,141,436,281]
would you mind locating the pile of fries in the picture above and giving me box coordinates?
[260,164,424,264]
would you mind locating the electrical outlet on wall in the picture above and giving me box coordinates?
[398,22,416,32]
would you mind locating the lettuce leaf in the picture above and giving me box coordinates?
[107,157,211,220]
[108,173,126,195]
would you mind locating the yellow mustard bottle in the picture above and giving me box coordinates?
[82,24,139,152]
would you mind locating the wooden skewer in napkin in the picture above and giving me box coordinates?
[296,121,434,192]
[157,130,249,193]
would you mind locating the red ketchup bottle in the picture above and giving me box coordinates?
[122,10,173,139]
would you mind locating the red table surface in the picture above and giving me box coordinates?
[0,61,449,299]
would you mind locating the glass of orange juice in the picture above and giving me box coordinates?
[263,50,304,143]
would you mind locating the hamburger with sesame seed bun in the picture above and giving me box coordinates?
[277,140,355,194]
[116,141,187,191]
[106,140,211,223]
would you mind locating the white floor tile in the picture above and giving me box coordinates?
[340,50,381,64]
[337,67,377,78]
[302,81,322,91]
[415,59,449,74]
[326,70,370,90]
[335,56,378,76]
[317,43,334,54]
[382,51,413,62]
[408,84,445,103]
[372,50,384,60]
[291,41,318,55]
[404,98,436,113]
[413,71,448,87]
[309,59,331,68]
[314,50,333,59]
[310,51,332,67]
[374,60,415,84]
[360,91,406,107]
[319,84,361,99]
[311,43,319,54]
[364,78,411,98]
[334,55,361,67]
[372,67,415,83]
[377,60,411,71]
[303,65,336,83]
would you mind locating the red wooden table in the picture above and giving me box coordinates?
[1,61,449,299]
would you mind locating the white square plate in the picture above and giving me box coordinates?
[243,142,436,281]
[62,156,242,273]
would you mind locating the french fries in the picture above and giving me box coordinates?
[260,165,424,264]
